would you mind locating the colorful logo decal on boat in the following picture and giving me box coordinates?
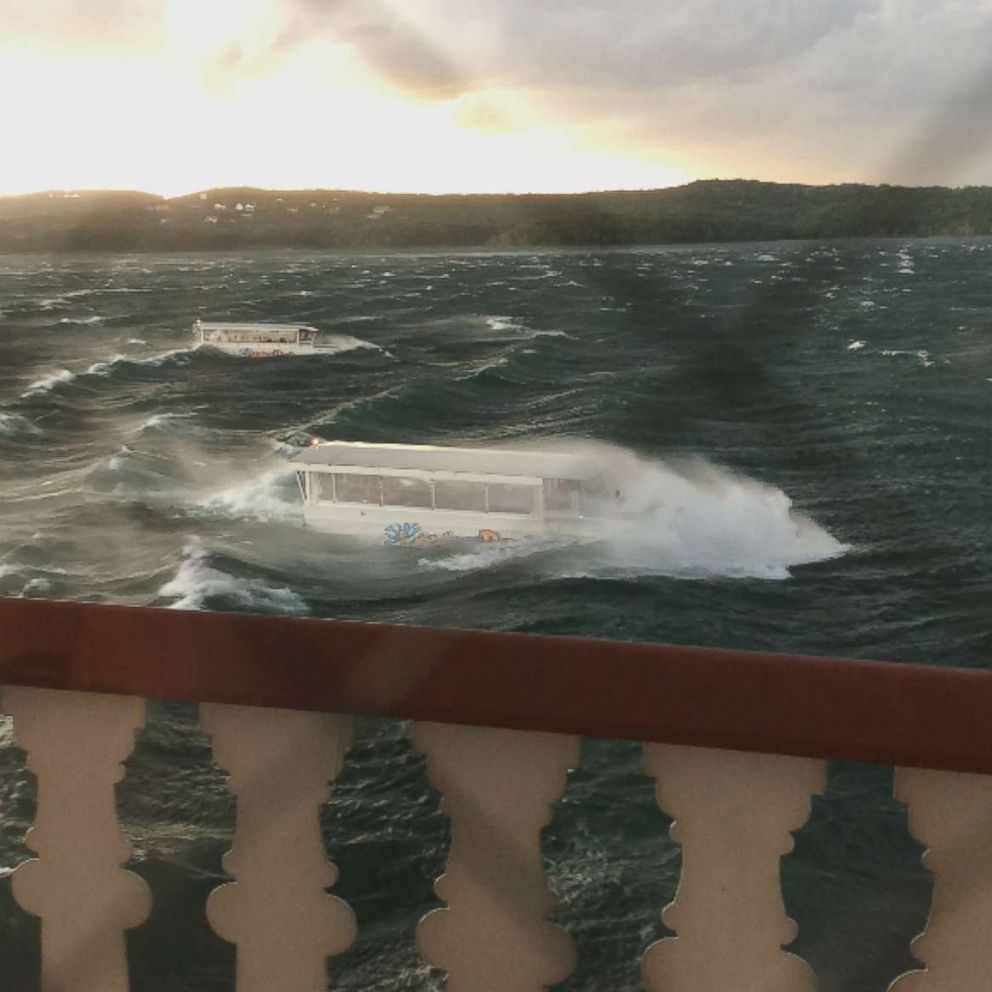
[384,522,448,546]
[385,522,421,545]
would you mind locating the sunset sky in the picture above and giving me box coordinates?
[4,0,992,196]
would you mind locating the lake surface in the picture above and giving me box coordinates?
[1,240,990,990]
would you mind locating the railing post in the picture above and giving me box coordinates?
[890,767,992,990]
[200,704,356,992]
[3,687,150,992]
[415,722,579,992]
[643,744,824,992]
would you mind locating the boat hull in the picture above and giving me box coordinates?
[301,503,613,545]
[197,342,330,358]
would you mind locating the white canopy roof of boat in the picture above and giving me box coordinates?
[196,321,318,332]
[291,442,603,480]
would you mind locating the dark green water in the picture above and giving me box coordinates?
[0,240,990,989]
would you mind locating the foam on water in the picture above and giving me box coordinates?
[594,452,846,579]
[159,538,309,613]
[419,537,574,573]
[419,445,846,581]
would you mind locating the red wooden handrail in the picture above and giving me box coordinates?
[1,595,991,773]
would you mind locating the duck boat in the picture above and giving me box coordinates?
[192,320,336,357]
[290,441,628,545]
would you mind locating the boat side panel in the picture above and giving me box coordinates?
[300,503,607,542]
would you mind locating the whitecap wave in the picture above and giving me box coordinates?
[881,348,933,367]
[86,353,129,375]
[485,316,572,340]
[847,340,866,351]
[22,368,76,397]
[197,465,300,522]
[86,444,134,475]
[139,412,193,432]
[0,412,41,436]
[58,315,105,326]
[139,347,195,367]
[316,334,380,355]
[454,355,511,381]
[93,348,196,373]
[159,539,309,613]
[486,316,519,332]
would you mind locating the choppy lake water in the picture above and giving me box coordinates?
[1,240,990,990]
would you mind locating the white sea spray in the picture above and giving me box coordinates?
[159,538,309,613]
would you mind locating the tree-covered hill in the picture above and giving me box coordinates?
[3,180,992,253]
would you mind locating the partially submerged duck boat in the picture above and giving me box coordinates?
[290,441,628,544]
[193,320,335,357]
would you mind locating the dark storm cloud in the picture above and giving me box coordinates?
[250,0,870,95]
[214,0,466,100]
[468,0,871,88]
[232,0,992,183]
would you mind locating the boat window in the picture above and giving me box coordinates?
[543,478,582,514]
[381,475,432,508]
[487,483,534,515]
[316,474,336,501]
[334,473,382,504]
[434,479,486,512]
[580,474,611,515]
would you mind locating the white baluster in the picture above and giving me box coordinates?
[414,722,578,992]
[3,687,150,992]
[643,744,825,992]
[889,766,992,990]
[200,704,356,992]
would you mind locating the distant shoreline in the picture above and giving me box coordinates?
[3,179,992,253]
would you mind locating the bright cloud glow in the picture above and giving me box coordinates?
[5,0,992,196]
[0,0,693,196]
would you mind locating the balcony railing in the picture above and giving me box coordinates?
[2,595,992,990]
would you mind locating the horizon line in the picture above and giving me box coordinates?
[2,177,988,201]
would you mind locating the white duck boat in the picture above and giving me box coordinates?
[192,320,343,357]
[290,441,630,545]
